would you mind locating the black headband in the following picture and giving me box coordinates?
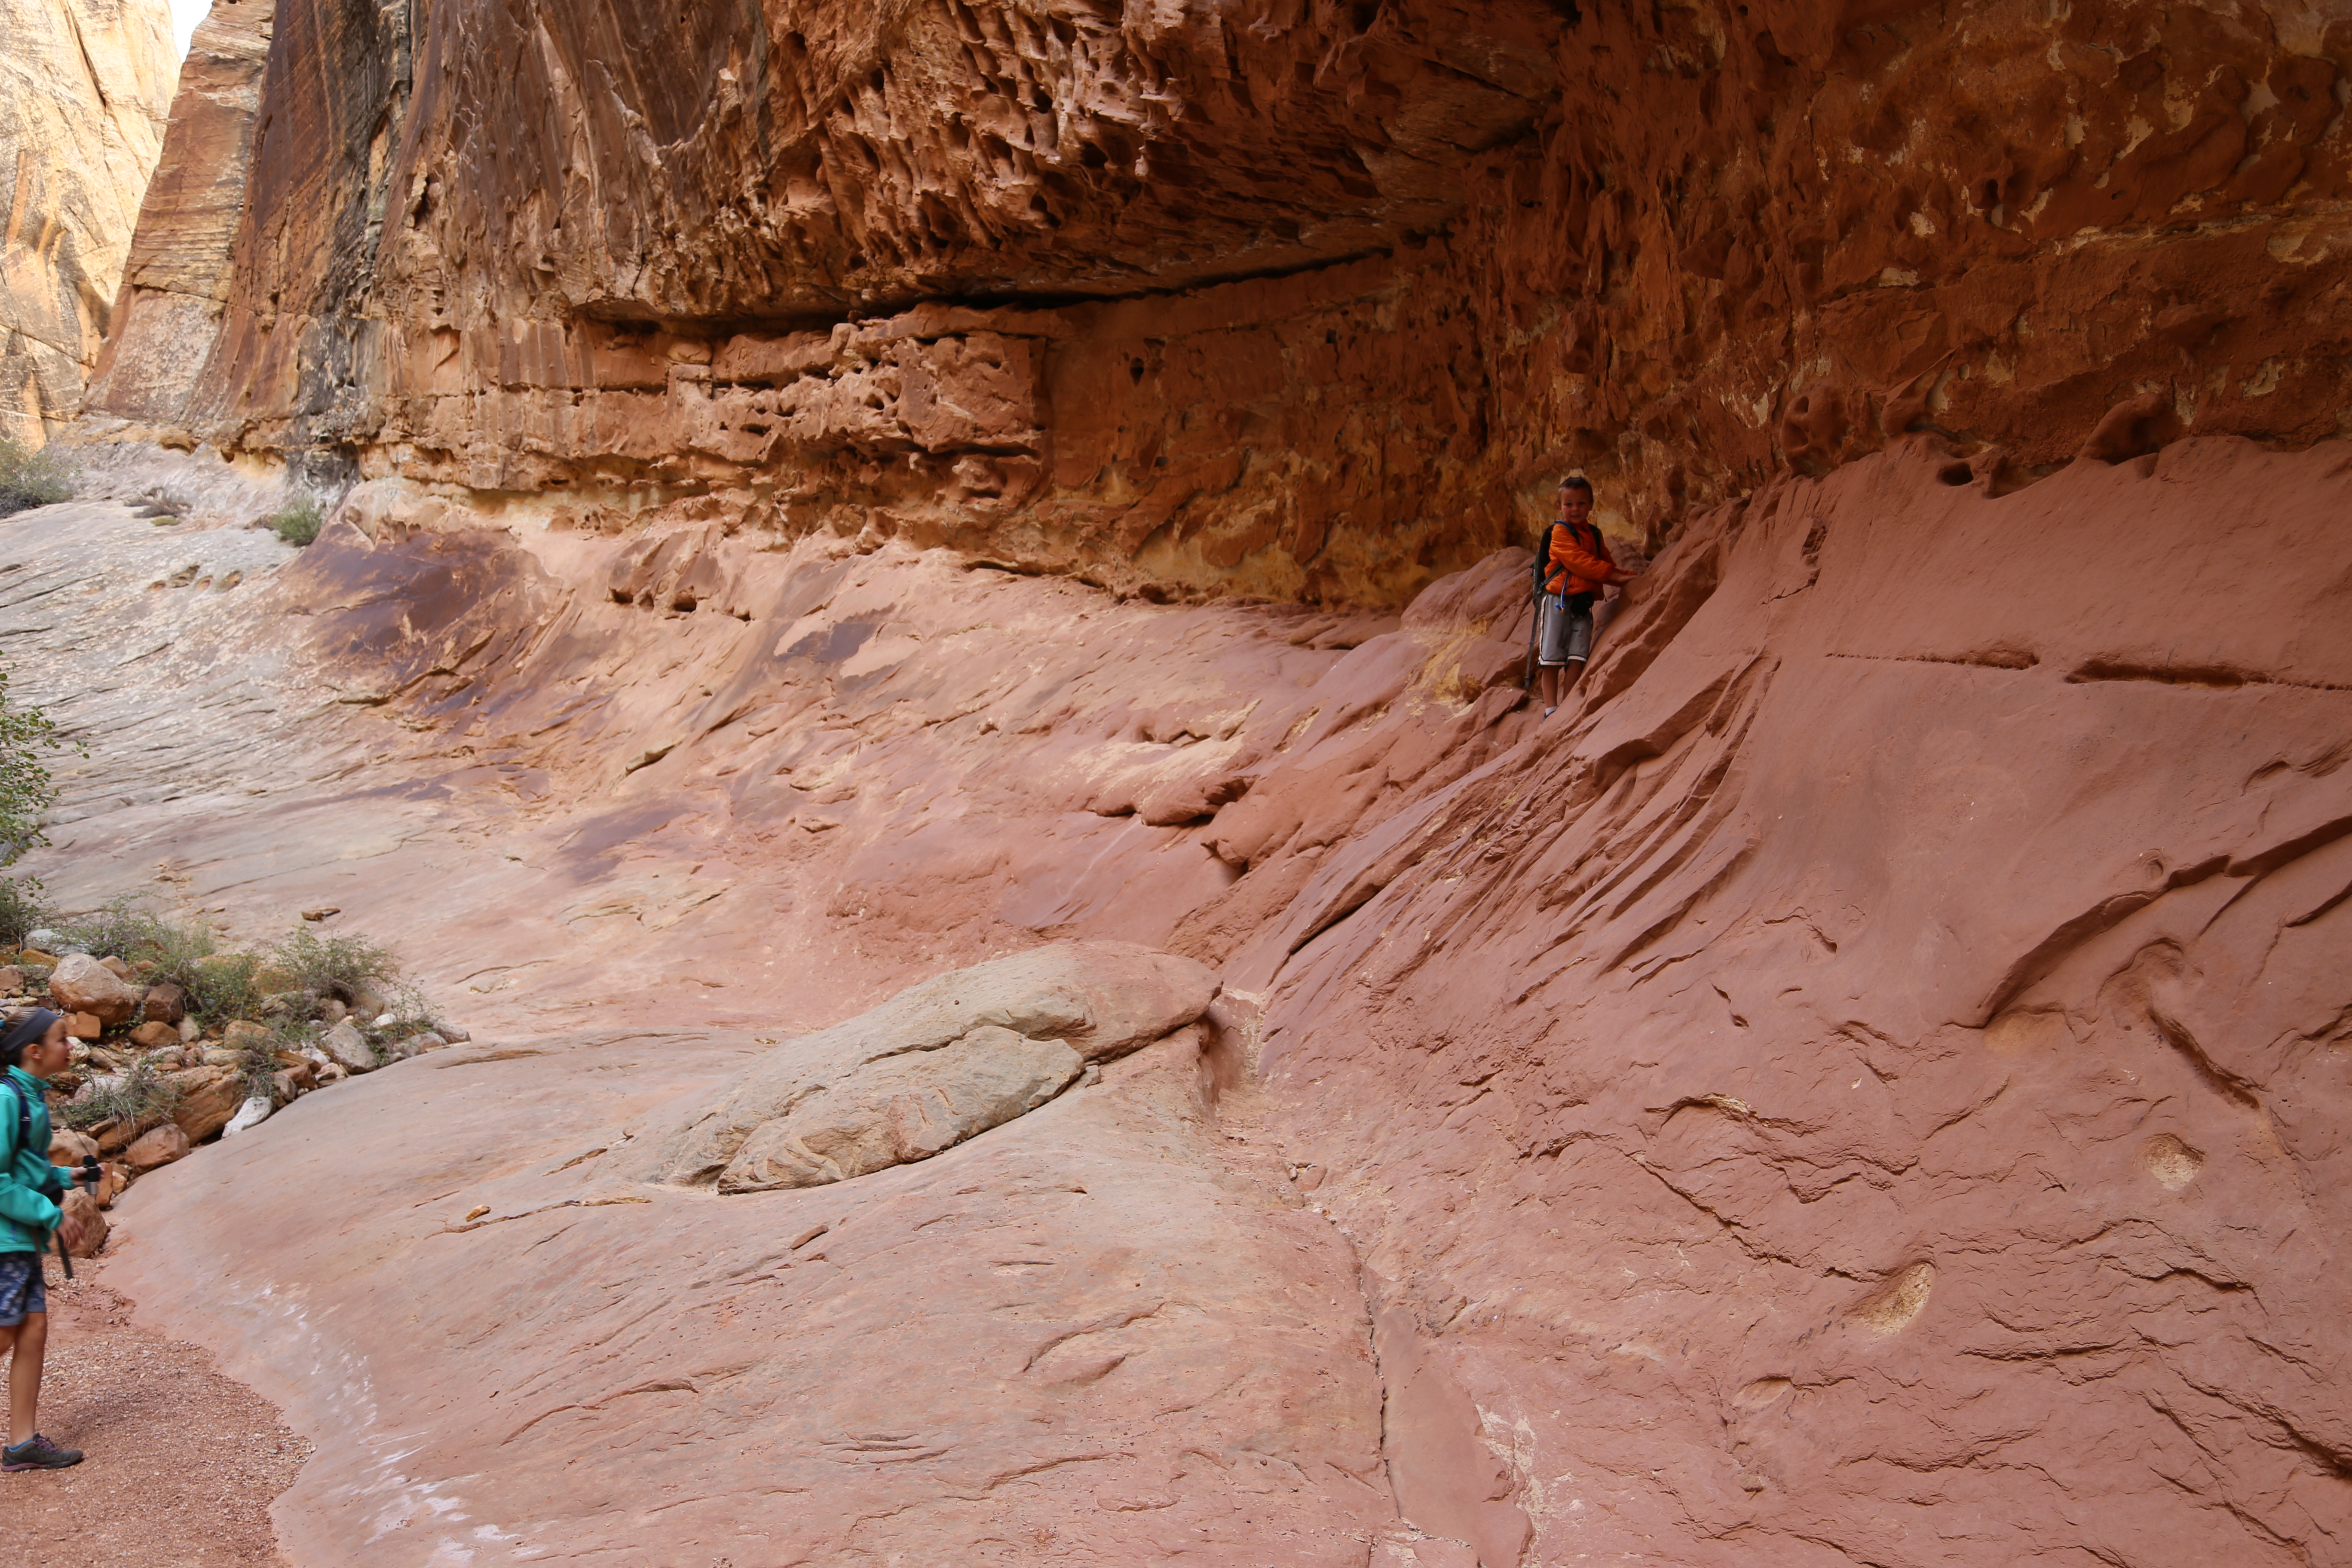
[1,1009,60,1064]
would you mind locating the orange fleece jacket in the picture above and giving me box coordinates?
[1544,521,1619,596]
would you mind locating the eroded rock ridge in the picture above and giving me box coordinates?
[89,0,2352,597]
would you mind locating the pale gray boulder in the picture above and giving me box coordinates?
[655,941,1218,1191]
[316,1020,378,1073]
[720,1026,1084,1192]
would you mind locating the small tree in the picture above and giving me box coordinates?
[0,665,71,863]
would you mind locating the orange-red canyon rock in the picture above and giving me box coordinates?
[90,1,2352,593]
[3,428,2342,1564]
[83,0,276,441]
[12,1,2351,1565]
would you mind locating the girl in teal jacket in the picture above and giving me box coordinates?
[1,1008,87,1470]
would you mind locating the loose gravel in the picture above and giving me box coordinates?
[0,1260,307,1566]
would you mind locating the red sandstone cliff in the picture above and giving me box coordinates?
[92,0,2352,594]
[21,3,2352,1565]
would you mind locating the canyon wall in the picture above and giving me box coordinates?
[0,0,176,444]
[89,0,2352,596]
[81,0,275,447]
[23,1,2352,1565]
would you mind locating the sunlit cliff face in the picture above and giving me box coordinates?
[0,0,176,444]
[92,0,2352,602]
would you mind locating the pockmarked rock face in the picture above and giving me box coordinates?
[655,941,1219,1190]
[0,0,176,442]
[88,0,2352,597]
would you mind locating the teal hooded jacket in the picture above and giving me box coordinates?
[0,1065,66,1254]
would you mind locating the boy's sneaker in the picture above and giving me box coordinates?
[3,1433,83,1470]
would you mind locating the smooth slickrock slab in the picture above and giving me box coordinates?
[9,434,2351,1565]
[106,1026,1391,1566]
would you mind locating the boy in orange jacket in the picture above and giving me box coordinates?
[1531,476,1636,716]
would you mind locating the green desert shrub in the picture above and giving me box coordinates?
[0,876,52,947]
[175,949,267,1025]
[0,665,73,863]
[268,494,323,547]
[0,435,76,518]
[55,894,175,963]
[271,925,401,1001]
[49,897,253,1021]
[372,978,446,1038]
[61,1057,180,1132]
[37,893,438,1041]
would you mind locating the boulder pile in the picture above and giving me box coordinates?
[3,939,466,1253]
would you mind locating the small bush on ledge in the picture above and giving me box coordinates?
[269,494,323,546]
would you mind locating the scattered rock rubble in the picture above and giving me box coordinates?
[5,940,465,1250]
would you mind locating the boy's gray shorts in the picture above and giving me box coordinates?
[1536,595,1593,668]
[0,1252,45,1326]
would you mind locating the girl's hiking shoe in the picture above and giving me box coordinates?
[3,1433,83,1470]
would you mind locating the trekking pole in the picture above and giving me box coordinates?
[53,1157,100,1282]
[1522,590,1540,692]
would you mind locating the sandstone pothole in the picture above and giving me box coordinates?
[2141,1132,2206,1190]
[1848,1261,1936,1337]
